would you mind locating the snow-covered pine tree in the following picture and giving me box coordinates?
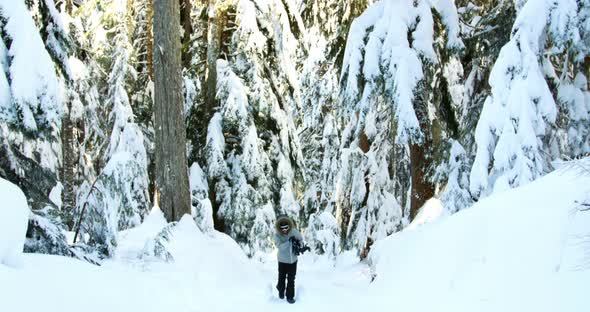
[301,0,374,69]
[297,0,373,256]
[0,0,84,257]
[548,1,590,160]
[185,0,218,167]
[189,163,214,233]
[469,0,589,199]
[198,0,308,255]
[555,73,590,158]
[74,0,149,256]
[129,0,155,126]
[338,0,464,252]
[454,0,516,145]
[437,140,472,213]
[66,2,113,256]
[435,0,517,213]
[0,0,63,198]
[206,59,275,255]
[104,0,150,223]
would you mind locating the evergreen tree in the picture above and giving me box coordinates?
[197,0,308,254]
[338,0,464,251]
[298,0,371,255]
[469,0,589,198]
[435,0,516,213]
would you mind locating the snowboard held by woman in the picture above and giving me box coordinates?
[273,214,308,304]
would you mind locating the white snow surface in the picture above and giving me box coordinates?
[2,161,590,311]
[407,197,448,230]
[369,160,590,312]
[0,178,30,268]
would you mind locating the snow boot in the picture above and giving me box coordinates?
[287,298,295,304]
[276,285,284,299]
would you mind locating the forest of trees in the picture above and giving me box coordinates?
[0,0,588,262]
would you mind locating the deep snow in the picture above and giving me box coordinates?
[1,160,590,312]
[368,160,590,312]
[0,178,29,267]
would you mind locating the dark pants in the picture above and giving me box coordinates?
[277,261,297,300]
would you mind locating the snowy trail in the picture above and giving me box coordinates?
[164,252,373,311]
[254,254,373,309]
[0,251,373,312]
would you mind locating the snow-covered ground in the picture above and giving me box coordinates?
[0,219,372,312]
[367,160,590,312]
[1,160,589,312]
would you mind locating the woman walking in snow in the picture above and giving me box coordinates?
[274,214,305,304]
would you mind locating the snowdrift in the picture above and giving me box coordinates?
[368,161,590,312]
[0,178,30,267]
[114,209,261,286]
[1,208,265,312]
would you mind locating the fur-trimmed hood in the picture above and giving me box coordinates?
[275,214,295,233]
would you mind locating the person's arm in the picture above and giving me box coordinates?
[292,229,304,242]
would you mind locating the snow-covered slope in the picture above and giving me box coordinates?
[369,160,590,312]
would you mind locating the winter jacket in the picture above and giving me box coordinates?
[274,215,303,264]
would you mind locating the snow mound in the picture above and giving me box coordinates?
[407,197,448,229]
[163,215,252,272]
[0,178,30,267]
[115,211,261,287]
[114,207,168,262]
[369,160,590,312]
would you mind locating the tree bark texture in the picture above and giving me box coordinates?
[147,0,154,80]
[409,76,436,221]
[409,142,435,221]
[61,94,77,230]
[204,3,222,116]
[180,0,193,68]
[153,0,191,222]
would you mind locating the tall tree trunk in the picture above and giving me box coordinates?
[146,0,155,201]
[61,92,77,230]
[179,0,193,68]
[409,75,436,221]
[65,0,73,14]
[153,0,191,222]
[409,142,435,221]
[147,0,154,80]
[204,3,221,115]
[63,0,76,228]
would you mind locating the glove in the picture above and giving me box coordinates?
[289,236,297,243]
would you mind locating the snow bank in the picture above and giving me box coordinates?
[109,211,266,310]
[0,178,30,267]
[0,253,190,312]
[407,197,448,230]
[162,215,255,283]
[115,211,260,286]
[369,160,590,312]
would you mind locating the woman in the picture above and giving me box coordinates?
[274,214,303,304]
